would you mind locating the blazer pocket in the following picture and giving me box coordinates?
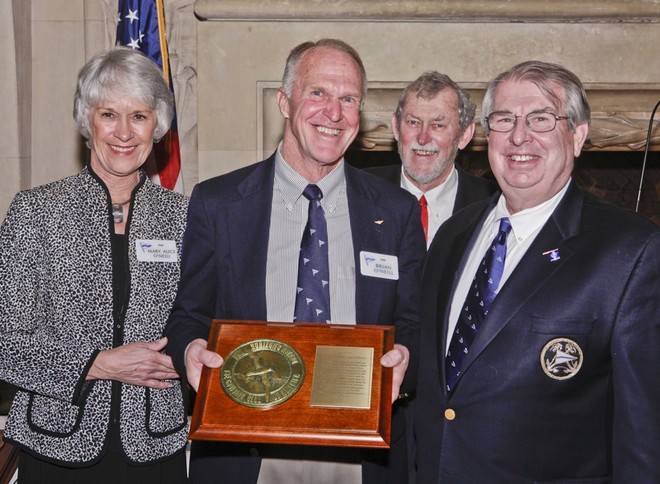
[146,381,188,437]
[530,317,595,335]
[27,393,83,437]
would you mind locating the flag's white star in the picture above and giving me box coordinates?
[126,9,139,23]
[127,37,140,49]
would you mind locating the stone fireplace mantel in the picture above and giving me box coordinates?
[195,0,660,23]
[257,82,660,157]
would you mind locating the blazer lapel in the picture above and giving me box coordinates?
[345,165,391,325]
[226,157,276,320]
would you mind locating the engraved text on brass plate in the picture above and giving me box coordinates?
[310,345,373,409]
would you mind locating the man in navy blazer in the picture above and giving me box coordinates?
[415,61,660,482]
[368,71,497,247]
[165,39,425,484]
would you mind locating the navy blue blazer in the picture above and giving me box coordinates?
[414,181,660,483]
[165,154,426,484]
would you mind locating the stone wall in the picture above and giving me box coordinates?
[193,1,659,221]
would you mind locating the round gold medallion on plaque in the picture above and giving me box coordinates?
[220,339,305,408]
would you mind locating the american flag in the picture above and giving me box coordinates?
[116,0,183,193]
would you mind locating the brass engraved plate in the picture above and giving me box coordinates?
[310,345,373,409]
[220,339,305,408]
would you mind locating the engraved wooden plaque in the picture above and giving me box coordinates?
[189,320,394,448]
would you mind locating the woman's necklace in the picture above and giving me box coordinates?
[112,199,131,224]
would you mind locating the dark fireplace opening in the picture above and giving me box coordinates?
[347,148,660,225]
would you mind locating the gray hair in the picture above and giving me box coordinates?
[481,60,591,134]
[281,38,367,107]
[394,71,476,131]
[73,46,174,145]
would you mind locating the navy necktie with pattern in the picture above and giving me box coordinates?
[293,184,331,323]
[445,217,512,392]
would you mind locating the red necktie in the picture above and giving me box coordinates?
[419,195,428,242]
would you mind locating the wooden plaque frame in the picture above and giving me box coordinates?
[189,320,394,448]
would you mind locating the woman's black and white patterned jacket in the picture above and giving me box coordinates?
[0,167,190,465]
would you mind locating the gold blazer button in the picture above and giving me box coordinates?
[444,408,456,421]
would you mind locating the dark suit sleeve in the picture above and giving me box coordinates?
[392,197,426,394]
[612,230,660,480]
[164,184,218,377]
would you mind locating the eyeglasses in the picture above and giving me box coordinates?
[486,111,570,133]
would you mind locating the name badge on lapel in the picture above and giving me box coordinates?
[359,251,399,280]
[135,239,178,263]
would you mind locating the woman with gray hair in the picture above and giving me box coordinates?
[0,47,189,483]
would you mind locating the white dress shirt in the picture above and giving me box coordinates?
[266,148,356,325]
[261,147,361,483]
[446,180,572,354]
[400,166,458,247]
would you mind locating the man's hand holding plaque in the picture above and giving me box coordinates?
[185,338,223,392]
[381,344,410,403]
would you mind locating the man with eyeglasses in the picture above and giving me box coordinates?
[414,60,659,483]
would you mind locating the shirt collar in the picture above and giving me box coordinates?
[400,166,458,201]
[274,145,345,215]
[493,178,572,243]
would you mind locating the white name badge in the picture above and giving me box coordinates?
[359,251,399,280]
[135,239,178,263]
